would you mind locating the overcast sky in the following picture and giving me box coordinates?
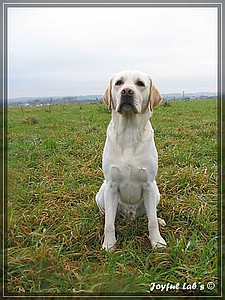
[8,6,218,98]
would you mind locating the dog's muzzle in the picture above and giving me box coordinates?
[117,88,137,113]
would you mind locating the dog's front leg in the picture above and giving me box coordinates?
[143,181,167,249]
[102,181,118,251]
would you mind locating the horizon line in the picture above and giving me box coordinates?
[8,91,217,100]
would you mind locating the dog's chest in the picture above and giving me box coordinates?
[103,120,158,205]
[109,153,149,205]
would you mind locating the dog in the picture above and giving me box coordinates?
[96,70,167,251]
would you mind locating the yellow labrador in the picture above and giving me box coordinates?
[96,70,167,251]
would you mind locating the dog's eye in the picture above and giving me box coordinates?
[115,80,123,86]
[136,80,145,87]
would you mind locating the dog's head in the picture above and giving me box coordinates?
[103,70,162,114]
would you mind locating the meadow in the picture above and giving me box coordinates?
[6,99,219,296]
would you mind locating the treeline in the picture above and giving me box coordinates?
[9,96,102,107]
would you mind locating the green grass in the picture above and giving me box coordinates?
[6,99,219,296]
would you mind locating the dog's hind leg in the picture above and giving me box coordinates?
[96,181,106,215]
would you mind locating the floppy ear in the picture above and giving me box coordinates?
[149,80,162,111]
[102,79,113,111]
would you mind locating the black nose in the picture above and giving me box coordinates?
[121,88,134,96]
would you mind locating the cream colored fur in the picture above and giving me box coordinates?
[96,70,166,251]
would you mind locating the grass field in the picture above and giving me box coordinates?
[6,99,219,296]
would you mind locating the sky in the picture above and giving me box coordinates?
[8,6,218,99]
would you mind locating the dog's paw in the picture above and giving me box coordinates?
[151,236,167,249]
[157,217,166,227]
[102,239,116,252]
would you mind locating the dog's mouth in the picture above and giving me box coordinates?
[117,96,138,114]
